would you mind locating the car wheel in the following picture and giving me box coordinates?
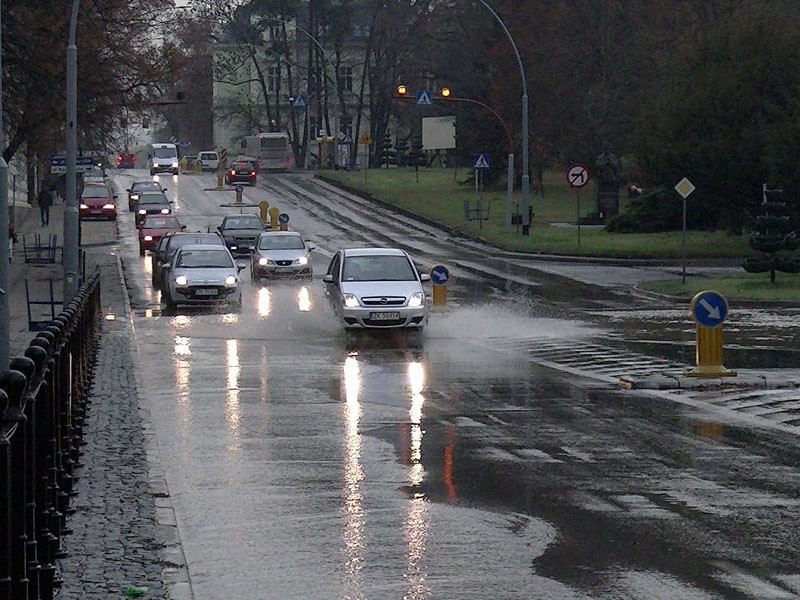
[163,289,175,308]
[172,169,179,175]
[139,245,145,257]
[150,169,155,176]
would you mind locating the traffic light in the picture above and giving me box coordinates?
[396,84,408,97]
[439,87,451,98]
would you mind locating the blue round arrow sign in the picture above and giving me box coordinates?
[235,184,243,193]
[690,290,729,327]
[430,265,450,285]
[278,213,289,224]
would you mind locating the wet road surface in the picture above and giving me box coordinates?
[107,170,800,599]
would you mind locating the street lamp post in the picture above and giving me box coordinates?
[64,0,81,301]
[475,0,530,234]
[0,1,9,370]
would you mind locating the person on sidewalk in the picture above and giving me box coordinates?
[38,185,53,226]
[8,222,17,262]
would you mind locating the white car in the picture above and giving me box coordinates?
[322,248,430,331]
[250,231,314,281]
[163,244,243,309]
[196,151,220,171]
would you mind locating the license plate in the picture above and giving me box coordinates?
[195,288,218,296]
[370,312,400,321]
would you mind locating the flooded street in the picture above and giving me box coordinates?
[110,170,800,598]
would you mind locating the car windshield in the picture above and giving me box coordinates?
[132,182,162,193]
[82,186,110,198]
[234,162,253,170]
[343,255,416,282]
[139,194,168,205]
[154,147,176,158]
[143,217,180,229]
[168,236,221,253]
[258,235,304,250]
[223,217,262,230]
[177,250,233,268]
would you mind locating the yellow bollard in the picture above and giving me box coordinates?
[268,206,280,229]
[179,157,188,173]
[432,284,447,306]
[193,161,201,173]
[259,200,270,222]
[685,290,736,377]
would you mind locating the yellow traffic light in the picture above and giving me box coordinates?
[440,87,451,98]
[396,84,408,96]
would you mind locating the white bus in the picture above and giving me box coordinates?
[242,132,293,171]
[148,143,179,175]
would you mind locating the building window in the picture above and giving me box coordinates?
[338,67,353,92]
[268,66,280,93]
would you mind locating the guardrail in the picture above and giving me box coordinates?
[1,270,102,600]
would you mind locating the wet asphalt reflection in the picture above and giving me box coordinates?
[111,170,800,599]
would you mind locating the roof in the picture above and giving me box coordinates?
[176,244,230,253]
[342,247,407,257]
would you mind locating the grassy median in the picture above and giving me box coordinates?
[319,167,800,302]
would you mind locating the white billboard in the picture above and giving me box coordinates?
[422,116,456,150]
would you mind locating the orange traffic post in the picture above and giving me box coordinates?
[259,200,269,223]
[432,284,447,306]
[429,265,450,309]
[216,171,225,188]
[268,206,280,229]
[685,290,737,377]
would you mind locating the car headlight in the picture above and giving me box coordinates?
[408,292,424,308]
[171,160,179,167]
[175,275,188,286]
[103,203,115,210]
[160,208,170,214]
[258,257,270,266]
[343,293,360,308]
[224,275,237,286]
[80,203,88,209]
[131,194,139,200]
[138,209,146,215]
[298,256,308,265]
[144,235,153,241]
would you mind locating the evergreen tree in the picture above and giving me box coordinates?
[742,186,800,282]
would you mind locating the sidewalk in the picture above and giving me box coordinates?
[9,199,183,599]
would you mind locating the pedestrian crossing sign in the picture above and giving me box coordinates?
[472,153,490,170]
[416,90,433,106]
[292,94,307,109]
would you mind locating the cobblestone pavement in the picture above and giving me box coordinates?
[10,199,189,599]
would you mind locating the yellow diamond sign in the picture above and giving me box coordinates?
[675,177,696,199]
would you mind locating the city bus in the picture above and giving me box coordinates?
[241,132,293,172]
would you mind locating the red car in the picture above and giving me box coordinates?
[137,214,185,256]
[79,183,117,221]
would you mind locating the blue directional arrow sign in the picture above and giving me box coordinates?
[690,290,729,327]
[278,213,290,224]
[292,94,307,109]
[235,184,244,194]
[472,153,490,171]
[416,90,433,106]
[430,265,450,285]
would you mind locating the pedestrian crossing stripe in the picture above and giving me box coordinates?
[473,154,490,170]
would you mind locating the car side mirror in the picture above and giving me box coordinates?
[307,244,316,251]
[322,274,333,283]
[162,188,167,192]
[113,194,118,199]
[237,264,246,272]
[126,188,131,192]
[420,273,432,282]
[180,225,187,231]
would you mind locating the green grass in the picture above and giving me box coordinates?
[319,167,800,303]
[320,167,750,258]
[639,273,800,302]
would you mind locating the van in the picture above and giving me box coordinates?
[197,151,220,171]
[148,143,179,175]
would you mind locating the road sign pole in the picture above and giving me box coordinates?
[682,196,687,284]
[505,153,513,232]
[576,189,581,247]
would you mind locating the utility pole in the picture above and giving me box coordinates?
[64,0,81,301]
[0,1,10,370]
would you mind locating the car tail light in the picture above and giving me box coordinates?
[250,170,256,176]
[116,155,122,165]
[284,156,291,163]
[131,155,136,163]
[230,169,235,176]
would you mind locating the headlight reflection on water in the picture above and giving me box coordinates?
[342,354,365,588]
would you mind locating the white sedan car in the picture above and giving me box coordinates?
[163,244,243,309]
[322,247,430,331]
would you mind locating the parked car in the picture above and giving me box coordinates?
[197,151,220,171]
[322,248,431,332]
[217,214,267,256]
[137,215,185,256]
[135,191,172,226]
[163,244,243,309]
[224,160,258,186]
[152,231,226,290]
[79,183,117,221]
[117,152,136,168]
[250,231,314,282]
[127,180,165,211]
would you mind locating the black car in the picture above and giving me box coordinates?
[135,192,172,226]
[117,152,136,168]
[151,231,226,290]
[217,214,267,256]
[127,180,165,211]
[224,160,257,186]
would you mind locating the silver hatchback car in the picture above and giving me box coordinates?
[163,244,243,309]
[322,248,430,331]
[250,231,314,282]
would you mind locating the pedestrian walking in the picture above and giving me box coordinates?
[8,222,17,262]
[38,185,53,226]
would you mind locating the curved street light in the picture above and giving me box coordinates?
[474,0,530,234]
